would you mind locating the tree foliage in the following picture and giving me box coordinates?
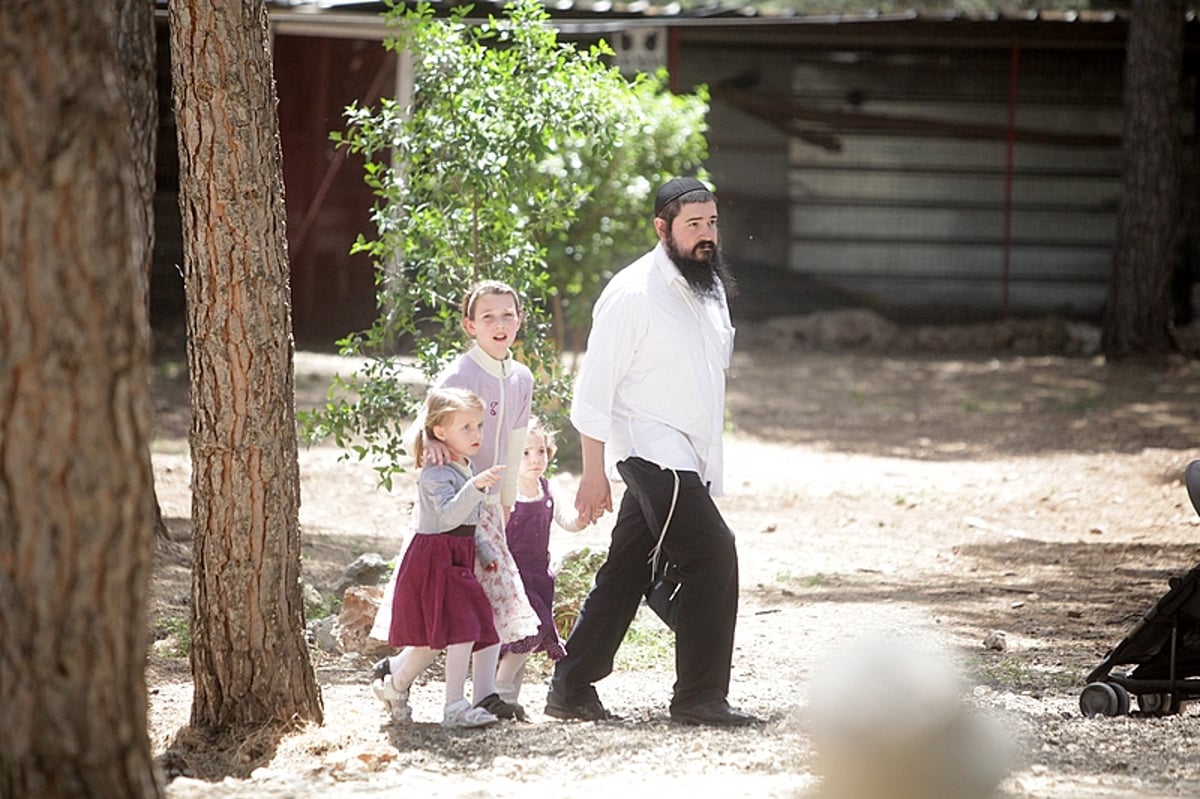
[303,0,708,486]
[546,72,709,348]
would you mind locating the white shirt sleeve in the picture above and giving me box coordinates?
[569,287,646,445]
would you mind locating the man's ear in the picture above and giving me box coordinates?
[653,216,668,240]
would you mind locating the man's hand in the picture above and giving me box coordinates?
[574,434,612,524]
[574,469,612,525]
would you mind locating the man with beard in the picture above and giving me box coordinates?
[544,177,759,726]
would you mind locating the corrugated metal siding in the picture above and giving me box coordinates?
[788,46,1124,320]
[678,46,794,272]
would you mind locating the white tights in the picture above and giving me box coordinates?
[387,643,505,705]
[386,646,437,696]
[443,643,472,704]
[472,644,501,702]
[495,651,529,703]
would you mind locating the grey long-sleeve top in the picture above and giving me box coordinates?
[414,461,497,565]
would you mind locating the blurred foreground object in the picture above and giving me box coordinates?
[806,634,1015,799]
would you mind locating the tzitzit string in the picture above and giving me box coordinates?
[648,469,680,576]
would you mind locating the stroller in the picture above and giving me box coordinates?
[1079,460,1200,718]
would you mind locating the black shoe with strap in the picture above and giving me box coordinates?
[475,692,527,721]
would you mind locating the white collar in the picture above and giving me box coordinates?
[466,343,512,377]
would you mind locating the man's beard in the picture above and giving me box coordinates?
[666,233,737,300]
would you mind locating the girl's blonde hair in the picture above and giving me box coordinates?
[414,387,485,466]
[462,279,522,320]
[526,416,557,460]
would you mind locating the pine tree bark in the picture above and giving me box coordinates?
[113,0,172,542]
[116,0,157,298]
[169,0,323,728]
[0,3,162,797]
[1102,0,1185,360]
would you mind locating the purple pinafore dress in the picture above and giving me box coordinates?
[501,477,567,658]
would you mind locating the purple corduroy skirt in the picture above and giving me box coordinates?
[388,532,499,651]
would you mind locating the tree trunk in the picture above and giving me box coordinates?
[113,0,172,542]
[116,0,157,297]
[1102,0,1185,360]
[0,4,162,798]
[169,0,323,729]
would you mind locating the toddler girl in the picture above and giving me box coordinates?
[495,418,587,710]
[373,387,507,728]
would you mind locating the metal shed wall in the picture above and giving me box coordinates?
[786,45,1126,321]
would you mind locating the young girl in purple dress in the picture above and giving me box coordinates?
[495,418,587,711]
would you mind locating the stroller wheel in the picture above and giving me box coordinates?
[1136,692,1181,717]
[1080,682,1126,717]
[1110,682,1131,715]
[1185,460,1200,518]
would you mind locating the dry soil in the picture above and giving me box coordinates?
[146,331,1200,799]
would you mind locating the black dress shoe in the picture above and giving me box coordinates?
[670,700,760,727]
[371,657,390,682]
[544,687,615,721]
[475,692,527,721]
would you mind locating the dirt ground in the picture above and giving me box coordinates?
[146,326,1200,799]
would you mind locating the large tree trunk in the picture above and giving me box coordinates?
[169,0,323,729]
[114,0,172,542]
[0,4,162,798]
[1102,0,1185,360]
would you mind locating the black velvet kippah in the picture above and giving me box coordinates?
[653,177,707,216]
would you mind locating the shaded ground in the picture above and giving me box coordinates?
[147,333,1200,798]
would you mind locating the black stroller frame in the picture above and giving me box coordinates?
[1079,460,1200,718]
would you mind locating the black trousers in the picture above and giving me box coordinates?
[550,457,740,711]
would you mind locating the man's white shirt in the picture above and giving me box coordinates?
[570,243,735,495]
